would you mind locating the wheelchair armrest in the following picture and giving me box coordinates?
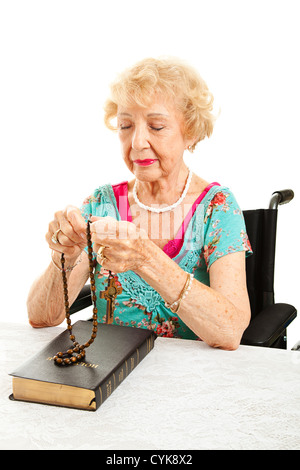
[241,303,297,347]
[69,284,92,315]
[269,189,294,209]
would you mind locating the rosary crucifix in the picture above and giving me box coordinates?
[100,272,123,324]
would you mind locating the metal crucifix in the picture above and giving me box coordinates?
[100,272,122,324]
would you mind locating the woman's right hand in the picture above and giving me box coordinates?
[46,205,87,263]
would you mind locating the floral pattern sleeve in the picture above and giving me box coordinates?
[202,188,252,270]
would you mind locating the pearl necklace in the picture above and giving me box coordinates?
[133,168,193,213]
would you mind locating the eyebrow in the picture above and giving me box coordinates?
[117,112,169,118]
[147,113,169,117]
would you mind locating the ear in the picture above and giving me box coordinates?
[184,139,196,152]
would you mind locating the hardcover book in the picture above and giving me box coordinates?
[10,321,156,411]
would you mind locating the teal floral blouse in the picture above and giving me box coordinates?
[80,182,252,340]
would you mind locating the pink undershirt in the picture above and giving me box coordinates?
[112,181,220,258]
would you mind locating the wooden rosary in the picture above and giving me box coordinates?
[53,220,97,366]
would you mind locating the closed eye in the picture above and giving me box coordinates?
[120,125,164,131]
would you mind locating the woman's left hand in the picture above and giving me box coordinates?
[90,216,150,273]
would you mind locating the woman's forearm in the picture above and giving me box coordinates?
[27,262,68,328]
[27,252,89,328]
[135,241,249,350]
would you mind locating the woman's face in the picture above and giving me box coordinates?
[117,94,192,182]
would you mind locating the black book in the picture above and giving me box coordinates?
[10,321,156,411]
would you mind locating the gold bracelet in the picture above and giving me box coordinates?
[51,251,82,273]
[165,272,194,314]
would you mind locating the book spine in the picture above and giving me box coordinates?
[94,332,156,410]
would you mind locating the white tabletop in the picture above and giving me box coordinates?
[1,321,300,450]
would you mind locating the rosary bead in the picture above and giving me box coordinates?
[54,221,105,366]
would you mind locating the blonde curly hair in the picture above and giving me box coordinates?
[104,57,216,152]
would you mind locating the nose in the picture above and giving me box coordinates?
[131,125,150,151]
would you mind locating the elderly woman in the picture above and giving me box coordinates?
[27,57,252,350]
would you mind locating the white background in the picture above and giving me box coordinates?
[0,0,299,348]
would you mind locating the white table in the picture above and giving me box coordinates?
[1,321,300,450]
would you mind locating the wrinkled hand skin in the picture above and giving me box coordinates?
[46,205,87,262]
[90,216,152,273]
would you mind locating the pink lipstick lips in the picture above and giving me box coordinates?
[133,159,157,166]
